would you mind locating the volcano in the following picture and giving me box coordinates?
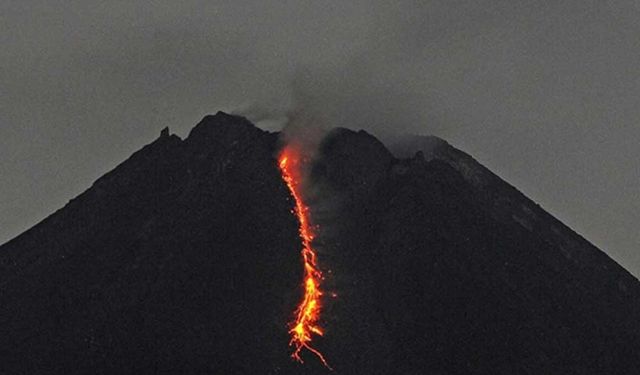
[1,112,639,374]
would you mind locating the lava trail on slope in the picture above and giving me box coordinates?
[278,144,332,370]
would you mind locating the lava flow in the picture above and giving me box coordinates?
[278,145,331,370]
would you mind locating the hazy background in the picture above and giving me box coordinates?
[1,1,639,276]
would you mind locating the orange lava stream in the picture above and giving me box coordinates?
[279,146,332,370]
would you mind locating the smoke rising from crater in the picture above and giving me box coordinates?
[238,0,640,278]
[2,0,640,276]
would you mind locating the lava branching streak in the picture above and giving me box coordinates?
[279,146,332,370]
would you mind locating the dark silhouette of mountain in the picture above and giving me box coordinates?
[1,112,638,374]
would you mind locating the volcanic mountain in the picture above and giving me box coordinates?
[1,112,638,374]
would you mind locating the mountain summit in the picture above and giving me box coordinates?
[1,112,638,374]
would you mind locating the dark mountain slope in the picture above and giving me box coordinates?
[315,130,640,374]
[0,113,302,374]
[386,134,640,325]
[1,113,638,374]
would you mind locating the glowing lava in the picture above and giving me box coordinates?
[279,145,331,370]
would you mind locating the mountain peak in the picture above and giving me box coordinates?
[188,111,258,139]
[311,127,394,195]
[184,112,267,158]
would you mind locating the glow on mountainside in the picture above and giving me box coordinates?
[278,145,331,370]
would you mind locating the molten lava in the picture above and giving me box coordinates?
[279,145,331,370]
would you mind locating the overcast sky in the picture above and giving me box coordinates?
[1,1,639,276]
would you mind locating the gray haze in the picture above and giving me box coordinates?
[1,1,639,276]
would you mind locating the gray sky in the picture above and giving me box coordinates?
[1,1,639,277]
